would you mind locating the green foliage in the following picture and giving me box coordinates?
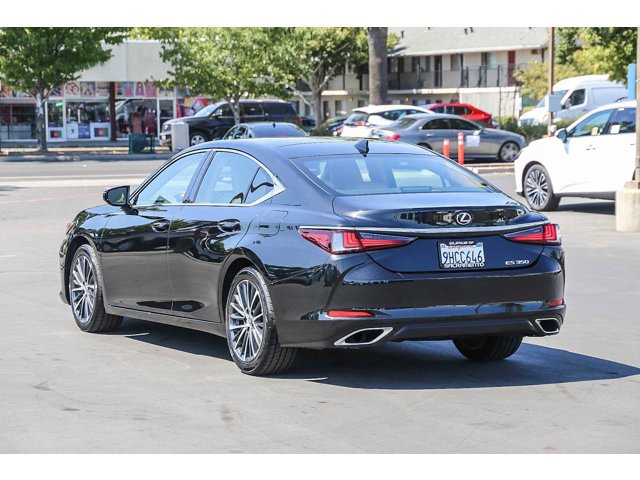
[154,28,296,124]
[495,116,548,142]
[581,28,637,82]
[556,27,581,64]
[0,27,128,96]
[514,44,609,102]
[0,27,129,150]
[285,28,368,125]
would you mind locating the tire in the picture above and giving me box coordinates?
[498,141,520,162]
[453,335,523,361]
[225,267,297,375]
[523,164,560,211]
[189,131,207,146]
[69,245,122,333]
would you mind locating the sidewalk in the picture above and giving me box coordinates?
[0,145,173,162]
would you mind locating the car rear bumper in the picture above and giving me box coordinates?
[273,247,565,348]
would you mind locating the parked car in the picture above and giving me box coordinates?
[159,99,299,147]
[60,138,565,375]
[423,102,497,127]
[339,105,432,138]
[519,75,627,127]
[515,100,636,211]
[372,113,526,162]
[223,122,307,139]
[321,116,347,136]
[299,116,316,132]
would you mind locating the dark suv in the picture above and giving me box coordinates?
[160,99,299,147]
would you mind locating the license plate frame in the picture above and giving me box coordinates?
[438,240,486,269]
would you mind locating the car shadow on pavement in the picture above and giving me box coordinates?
[117,318,639,390]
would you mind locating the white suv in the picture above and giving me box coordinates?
[515,100,637,211]
[339,105,432,138]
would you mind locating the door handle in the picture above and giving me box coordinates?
[151,220,170,232]
[218,219,241,233]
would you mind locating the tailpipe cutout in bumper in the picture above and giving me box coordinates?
[334,327,393,346]
[535,318,561,335]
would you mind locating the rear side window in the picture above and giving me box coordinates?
[241,103,264,117]
[265,102,295,116]
[422,118,451,130]
[245,168,275,203]
[449,118,478,131]
[296,153,493,196]
[431,106,445,113]
[195,152,258,204]
[609,108,636,134]
[453,106,472,115]
[345,112,369,125]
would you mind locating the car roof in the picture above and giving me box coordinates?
[180,137,427,160]
[403,113,477,121]
[583,99,636,115]
[553,75,624,91]
[351,104,431,114]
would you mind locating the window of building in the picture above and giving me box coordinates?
[451,54,464,71]
[66,101,110,140]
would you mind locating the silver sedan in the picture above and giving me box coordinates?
[371,113,526,162]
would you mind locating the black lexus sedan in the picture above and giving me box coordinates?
[59,138,565,375]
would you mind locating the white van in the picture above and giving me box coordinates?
[519,75,627,126]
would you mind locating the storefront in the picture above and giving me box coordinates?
[0,86,36,141]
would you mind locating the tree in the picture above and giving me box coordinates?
[287,28,368,126]
[367,27,389,105]
[581,28,637,82]
[515,39,609,102]
[154,28,296,125]
[0,28,128,151]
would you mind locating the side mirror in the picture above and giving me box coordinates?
[104,185,131,207]
[555,128,568,142]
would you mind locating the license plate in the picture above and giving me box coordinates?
[439,240,485,269]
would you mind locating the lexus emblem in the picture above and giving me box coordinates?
[455,211,473,226]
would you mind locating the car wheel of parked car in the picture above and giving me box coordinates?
[225,267,297,375]
[453,335,523,361]
[69,245,123,333]
[189,132,207,146]
[523,164,560,211]
[498,141,520,162]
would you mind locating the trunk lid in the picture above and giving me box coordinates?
[333,192,546,273]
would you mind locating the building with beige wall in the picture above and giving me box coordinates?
[293,27,549,121]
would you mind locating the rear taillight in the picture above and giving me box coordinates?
[299,229,415,254]
[354,121,369,127]
[505,224,561,245]
[295,116,302,125]
[385,133,400,141]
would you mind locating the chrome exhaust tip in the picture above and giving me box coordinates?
[334,327,393,346]
[535,318,561,335]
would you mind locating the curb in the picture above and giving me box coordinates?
[466,165,514,175]
[0,153,172,163]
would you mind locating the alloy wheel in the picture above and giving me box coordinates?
[190,134,205,146]
[525,168,549,209]
[500,142,520,162]
[228,279,265,362]
[70,254,97,325]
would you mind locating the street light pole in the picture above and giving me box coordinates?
[547,27,555,136]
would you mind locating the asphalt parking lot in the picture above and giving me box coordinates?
[1,159,639,453]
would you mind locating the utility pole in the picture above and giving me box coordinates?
[615,27,640,232]
[547,27,555,136]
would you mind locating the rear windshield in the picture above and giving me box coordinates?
[252,123,306,137]
[296,153,494,195]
